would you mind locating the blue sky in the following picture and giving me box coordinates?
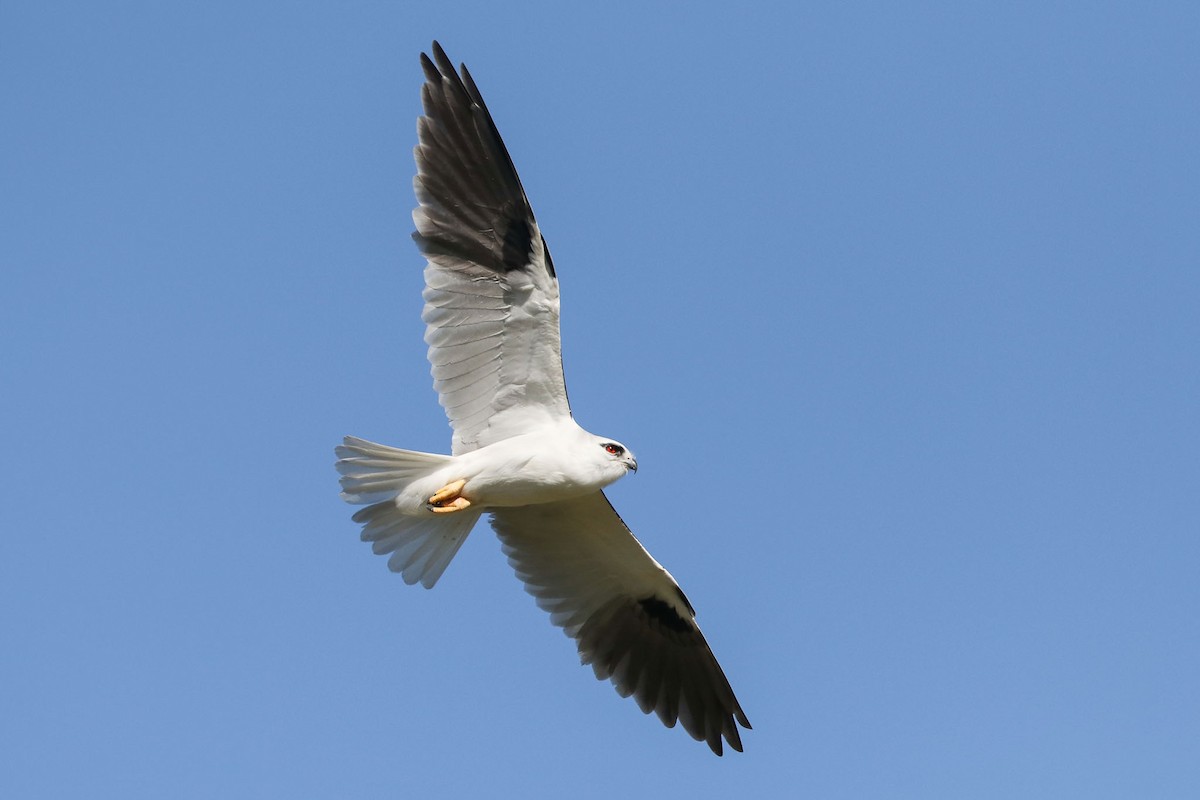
[3,1,1198,797]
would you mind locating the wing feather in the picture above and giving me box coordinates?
[490,493,751,755]
[432,363,502,396]
[430,348,499,381]
[423,319,504,348]
[414,42,569,454]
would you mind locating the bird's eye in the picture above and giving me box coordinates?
[603,443,623,456]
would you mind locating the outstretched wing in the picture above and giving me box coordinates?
[414,42,569,454]
[489,492,751,755]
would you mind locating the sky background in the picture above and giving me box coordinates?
[3,1,1198,797]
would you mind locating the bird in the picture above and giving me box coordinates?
[335,41,750,755]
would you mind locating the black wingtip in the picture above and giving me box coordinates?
[430,39,447,64]
[429,40,458,83]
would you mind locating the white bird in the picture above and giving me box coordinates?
[335,41,750,755]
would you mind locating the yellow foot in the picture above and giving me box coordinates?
[427,479,471,513]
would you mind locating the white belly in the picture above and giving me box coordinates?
[453,431,614,507]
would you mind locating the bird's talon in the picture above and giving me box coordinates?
[428,497,472,513]
[428,479,470,513]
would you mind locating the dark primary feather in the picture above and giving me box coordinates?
[491,493,752,756]
[577,597,751,755]
[414,41,553,279]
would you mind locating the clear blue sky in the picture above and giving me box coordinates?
[3,2,1198,797]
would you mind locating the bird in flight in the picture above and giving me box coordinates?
[335,41,750,755]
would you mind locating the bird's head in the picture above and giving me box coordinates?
[595,437,638,476]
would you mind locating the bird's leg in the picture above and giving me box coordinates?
[427,479,471,513]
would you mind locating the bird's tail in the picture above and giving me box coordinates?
[335,435,481,588]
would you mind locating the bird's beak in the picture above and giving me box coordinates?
[627,456,638,473]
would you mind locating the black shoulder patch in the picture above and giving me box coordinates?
[638,596,692,634]
[500,214,534,273]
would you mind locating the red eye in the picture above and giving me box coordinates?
[604,443,623,456]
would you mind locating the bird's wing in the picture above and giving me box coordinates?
[489,492,751,755]
[414,42,569,454]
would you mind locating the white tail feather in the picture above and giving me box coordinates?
[335,436,481,588]
[336,436,451,503]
